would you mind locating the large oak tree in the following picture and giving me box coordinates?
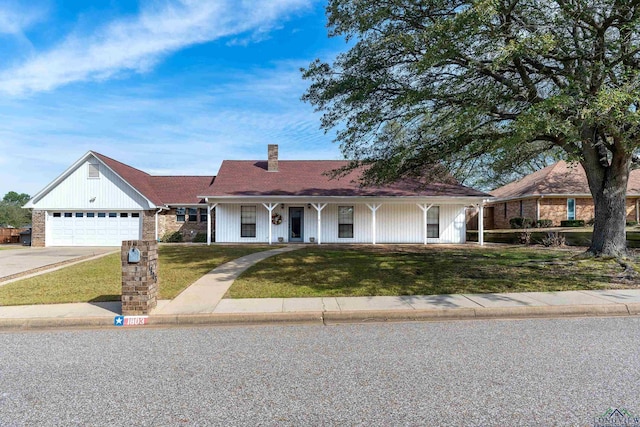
[303,0,640,257]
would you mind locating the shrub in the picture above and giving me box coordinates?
[161,231,183,243]
[536,219,553,228]
[542,232,566,247]
[560,220,585,227]
[626,221,638,227]
[192,232,207,243]
[509,217,534,229]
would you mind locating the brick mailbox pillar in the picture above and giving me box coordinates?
[121,240,158,315]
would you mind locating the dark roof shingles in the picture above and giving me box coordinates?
[205,160,489,198]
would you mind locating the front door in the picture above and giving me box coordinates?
[289,207,304,242]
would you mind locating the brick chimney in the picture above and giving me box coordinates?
[268,144,278,172]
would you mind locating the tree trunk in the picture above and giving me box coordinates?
[582,155,630,258]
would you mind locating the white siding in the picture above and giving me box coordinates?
[34,158,151,210]
[215,202,467,244]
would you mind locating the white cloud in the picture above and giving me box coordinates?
[0,0,315,95]
[0,3,46,36]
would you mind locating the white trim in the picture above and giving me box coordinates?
[262,203,279,245]
[478,204,484,246]
[366,203,382,244]
[416,203,433,245]
[207,202,217,245]
[311,203,327,245]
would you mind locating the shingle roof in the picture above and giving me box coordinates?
[491,161,640,199]
[92,152,214,205]
[204,160,489,198]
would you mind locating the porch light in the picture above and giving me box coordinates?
[307,204,311,209]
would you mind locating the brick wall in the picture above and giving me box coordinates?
[158,207,212,242]
[121,240,158,315]
[490,199,537,229]
[627,198,639,222]
[142,210,155,240]
[31,210,46,247]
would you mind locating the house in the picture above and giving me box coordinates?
[25,146,489,246]
[0,226,26,244]
[471,161,640,229]
[199,145,489,245]
[24,151,214,247]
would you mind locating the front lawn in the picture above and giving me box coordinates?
[0,245,273,306]
[227,245,640,298]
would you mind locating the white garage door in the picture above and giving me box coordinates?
[48,212,142,246]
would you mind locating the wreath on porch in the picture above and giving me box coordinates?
[271,212,283,225]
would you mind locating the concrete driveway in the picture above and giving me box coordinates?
[0,247,117,282]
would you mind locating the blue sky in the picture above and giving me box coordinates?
[0,0,347,197]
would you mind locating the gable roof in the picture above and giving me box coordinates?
[491,161,640,200]
[92,152,214,205]
[26,151,214,208]
[203,160,489,198]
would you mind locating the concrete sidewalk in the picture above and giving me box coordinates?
[0,289,639,329]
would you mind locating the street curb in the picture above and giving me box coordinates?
[1,303,639,330]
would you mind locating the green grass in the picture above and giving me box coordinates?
[227,245,640,298]
[0,245,273,306]
[0,245,25,250]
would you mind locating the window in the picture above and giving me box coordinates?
[98,213,106,218]
[338,206,354,238]
[567,198,576,220]
[188,208,197,222]
[75,213,84,218]
[131,213,140,218]
[88,163,100,178]
[504,203,507,218]
[120,213,128,218]
[427,206,440,238]
[86,213,95,218]
[176,207,186,222]
[64,213,72,218]
[109,213,117,218]
[53,212,61,218]
[200,208,208,222]
[241,206,256,238]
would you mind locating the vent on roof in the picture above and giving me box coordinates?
[268,144,278,172]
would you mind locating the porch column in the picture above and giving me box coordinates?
[262,203,278,245]
[207,203,217,246]
[416,204,433,245]
[636,199,639,224]
[366,203,382,244]
[478,203,484,246]
[311,203,327,245]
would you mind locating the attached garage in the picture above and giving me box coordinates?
[48,211,142,246]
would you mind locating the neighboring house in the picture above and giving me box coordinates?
[472,161,640,230]
[24,151,214,247]
[199,145,489,245]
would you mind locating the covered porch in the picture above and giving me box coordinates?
[204,197,486,246]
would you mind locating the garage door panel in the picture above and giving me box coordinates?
[49,212,142,246]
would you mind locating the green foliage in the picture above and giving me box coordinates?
[192,232,207,243]
[0,191,31,227]
[561,220,585,227]
[536,219,554,228]
[161,231,183,243]
[303,0,640,255]
[509,217,534,229]
[627,221,638,227]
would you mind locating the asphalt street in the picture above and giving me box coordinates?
[1,317,639,426]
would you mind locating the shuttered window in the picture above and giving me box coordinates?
[338,206,354,238]
[241,206,256,238]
